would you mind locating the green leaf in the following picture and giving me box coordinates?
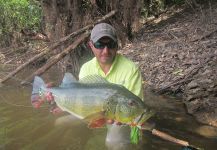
[172,69,184,76]
[130,126,141,144]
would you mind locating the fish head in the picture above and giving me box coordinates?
[113,95,154,125]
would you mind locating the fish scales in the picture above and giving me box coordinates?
[32,73,154,126]
[46,83,117,118]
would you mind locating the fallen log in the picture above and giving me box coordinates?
[0,10,117,84]
[0,45,49,84]
[21,32,89,85]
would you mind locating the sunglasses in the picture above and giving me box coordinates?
[93,41,117,49]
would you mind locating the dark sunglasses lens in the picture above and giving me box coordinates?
[94,42,104,49]
[108,42,117,49]
[94,41,117,49]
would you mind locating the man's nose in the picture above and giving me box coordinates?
[102,46,109,54]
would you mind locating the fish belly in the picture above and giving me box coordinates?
[52,88,109,119]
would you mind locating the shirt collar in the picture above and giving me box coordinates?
[95,54,119,77]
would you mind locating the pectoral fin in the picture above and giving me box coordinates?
[88,118,107,128]
[83,111,107,128]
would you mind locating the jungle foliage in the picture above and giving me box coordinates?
[0,0,202,47]
[0,0,41,47]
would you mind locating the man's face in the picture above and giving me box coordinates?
[89,37,118,65]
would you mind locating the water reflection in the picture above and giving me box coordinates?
[0,75,216,150]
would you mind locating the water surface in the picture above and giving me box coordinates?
[0,72,216,150]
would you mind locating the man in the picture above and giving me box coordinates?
[80,23,143,99]
[31,23,144,149]
[79,23,144,150]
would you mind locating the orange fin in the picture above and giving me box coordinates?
[83,111,107,128]
[88,118,107,128]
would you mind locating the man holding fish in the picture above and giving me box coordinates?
[31,23,153,149]
[79,23,145,149]
[79,23,144,149]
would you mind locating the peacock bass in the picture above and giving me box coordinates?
[31,73,155,144]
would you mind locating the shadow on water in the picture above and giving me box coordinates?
[0,68,216,150]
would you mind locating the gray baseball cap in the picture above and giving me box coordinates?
[90,23,117,43]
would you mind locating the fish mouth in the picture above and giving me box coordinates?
[134,109,155,126]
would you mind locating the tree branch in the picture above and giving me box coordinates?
[21,32,89,85]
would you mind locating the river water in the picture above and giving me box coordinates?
[0,70,216,150]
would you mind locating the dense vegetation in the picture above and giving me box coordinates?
[0,0,196,47]
[0,0,41,47]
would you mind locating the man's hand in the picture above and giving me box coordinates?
[48,97,63,115]
[45,82,63,115]
[31,94,45,109]
[32,100,43,109]
[50,106,63,115]
[31,82,63,115]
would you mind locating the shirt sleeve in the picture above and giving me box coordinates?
[124,67,144,100]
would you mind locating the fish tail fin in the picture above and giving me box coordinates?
[31,76,46,107]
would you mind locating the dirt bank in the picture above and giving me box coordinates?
[122,4,217,127]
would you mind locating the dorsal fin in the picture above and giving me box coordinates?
[79,75,109,84]
[60,73,77,88]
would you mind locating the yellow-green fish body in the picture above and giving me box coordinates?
[32,73,154,127]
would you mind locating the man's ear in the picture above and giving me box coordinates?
[88,41,93,48]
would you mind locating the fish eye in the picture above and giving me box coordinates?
[128,100,135,106]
